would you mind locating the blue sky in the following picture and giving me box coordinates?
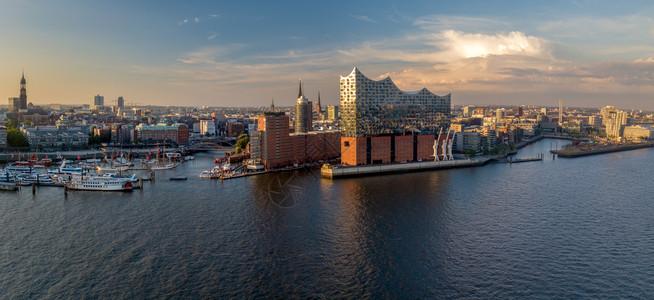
[1,0,653,109]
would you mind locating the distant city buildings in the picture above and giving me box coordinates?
[21,125,89,150]
[294,81,312,133]
[7,97,20,113]
[327,105,339,120]
[116,96,125,109]
[90,94,104,109]
[605,108,628,138]
[135,124,189,144]
[623,125,654,140]
[199,119,216,136]
[339,68,451,165]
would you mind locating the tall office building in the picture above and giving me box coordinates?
[294,81,313,133]
[91,94,104,109]
[7,98,20,112]
[606,109,628,138]
[316,92,322,115]
[339,68,451,165]
[463,106,475,117]
[327,105,339,120]
[496,108,505,121]
[255,111,294,168]
[19,73,27,111]
[117,96,125,109]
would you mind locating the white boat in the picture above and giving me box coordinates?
[17,174,55,185]
[65,175,134,191]
[98,172,139,182]
[198,170,212,178]
[150,163,179,170]
[48,162,84,175]
[6,165,35,173]
[165,152,182,160]
[96,165,130,172]
[0,171,17,182]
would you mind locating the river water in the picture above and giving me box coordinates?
[1,139,653,298]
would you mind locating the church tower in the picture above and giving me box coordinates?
[316,92,322,115]
[294,80,313,133]
[19,72,27,111]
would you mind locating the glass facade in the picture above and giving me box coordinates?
[340,68,451,137]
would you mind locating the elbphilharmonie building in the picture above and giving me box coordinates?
[339,68,452,165]
[339,67,451,137]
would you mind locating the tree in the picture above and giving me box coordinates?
[23,120,33,126]
[463,149,477,158]
[89,135,102,145]
[7,128,29,148]
[235,136,249,149]
[5,119,18,129]
[234,136,250,155]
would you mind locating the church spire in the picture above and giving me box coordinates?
[316,92,321,114]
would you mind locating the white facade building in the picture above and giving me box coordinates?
[199,119,216,136]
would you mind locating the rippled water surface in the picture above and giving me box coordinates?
[1,139,653,298]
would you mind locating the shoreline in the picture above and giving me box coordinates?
[321,135,546,179]
[551,142,654,158]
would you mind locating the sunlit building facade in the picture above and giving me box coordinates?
[340,68,450,137]
[339,68,451,165]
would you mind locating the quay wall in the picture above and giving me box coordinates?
[321,158,487,179]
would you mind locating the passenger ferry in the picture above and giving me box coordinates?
[65,175,134,191]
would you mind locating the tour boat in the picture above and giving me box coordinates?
[65,175,134,191]
[169,176,187,181]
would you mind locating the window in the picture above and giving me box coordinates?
[344,141,350,147]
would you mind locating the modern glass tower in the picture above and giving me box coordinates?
[339,67,451,137]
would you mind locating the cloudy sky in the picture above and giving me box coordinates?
[1,0,653,109]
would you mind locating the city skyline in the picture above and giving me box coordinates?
[1,1,654,109]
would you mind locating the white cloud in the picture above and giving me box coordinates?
[207,33,217,40]
[154,12,654,108]
[209,13,220,18]
[350,14,377,23]
[439,30,548,59]
[194,17,199,23]
[177,19,188,25]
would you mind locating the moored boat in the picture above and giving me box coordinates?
[65,175,134,191]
